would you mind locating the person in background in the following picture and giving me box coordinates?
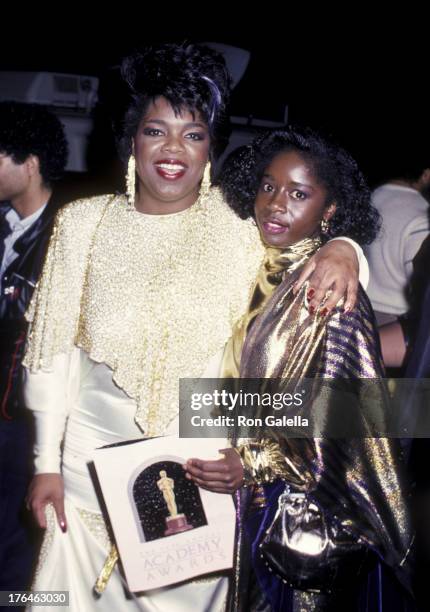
[0,101,68,594]
[366,147,430,326]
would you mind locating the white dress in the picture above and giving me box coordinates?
[22,191,264,612]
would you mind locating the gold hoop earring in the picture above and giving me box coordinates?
[126,155,136,208]
[200,161,211,198]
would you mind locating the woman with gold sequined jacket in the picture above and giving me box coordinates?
[185,128,414,611]
[23,46,367,612]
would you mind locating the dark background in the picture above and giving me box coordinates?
[1,16,428,193]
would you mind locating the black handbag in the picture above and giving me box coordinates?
[259,484,371,593]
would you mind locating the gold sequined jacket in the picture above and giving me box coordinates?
[23,189,264,437]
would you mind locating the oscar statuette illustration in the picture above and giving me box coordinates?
[157,470,193,536]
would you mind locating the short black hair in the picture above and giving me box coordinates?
[118,43,232,162]
[0,101,68,186]
[219,126,380,245]
[387,144,430,183]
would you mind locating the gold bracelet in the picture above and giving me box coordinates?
[236,441,287,485]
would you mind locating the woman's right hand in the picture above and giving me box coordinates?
[27,473,67,532]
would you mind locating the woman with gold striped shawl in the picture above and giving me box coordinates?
[185,127,414,611]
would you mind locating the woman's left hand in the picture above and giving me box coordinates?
[294,240,359,314]
[184,448,244,494]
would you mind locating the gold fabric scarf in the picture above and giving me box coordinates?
[222,236,321,379]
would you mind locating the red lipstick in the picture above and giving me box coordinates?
[154,159,187,180]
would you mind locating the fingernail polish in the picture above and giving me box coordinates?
[60,520,66,533]
[320,308,328,317]
[307,288,315,299]
[309,305,315,315]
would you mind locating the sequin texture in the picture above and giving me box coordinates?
[33,503,56,578]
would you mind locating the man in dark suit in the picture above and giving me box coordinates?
[0,101,68,592]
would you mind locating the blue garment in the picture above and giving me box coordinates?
[0,420,34,593]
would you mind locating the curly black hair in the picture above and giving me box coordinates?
[117,43,232,162]
[219,126,380,246]
[0,101,68,186]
